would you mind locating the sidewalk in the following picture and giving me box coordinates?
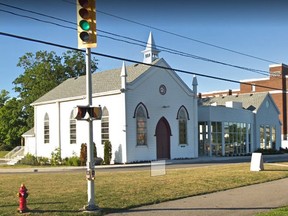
[107,177,288,216]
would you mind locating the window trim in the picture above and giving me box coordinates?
[177,106,188,145]
[135,104,148,146]
[70,110,77,144]
[101,107,109,145]
[44,113,50,144]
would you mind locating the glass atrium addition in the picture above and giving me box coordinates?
[199,121,252,156]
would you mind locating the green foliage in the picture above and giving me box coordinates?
[50,148,62,166]
[0,90,9,107]
[0,96,28,150]
[18,153,39,165]
[63,156,81,166]
[104,140,112,165]
[13,50,98,128]
[0,50,99,151]
[38,157,50,165]
[80,143,87,166]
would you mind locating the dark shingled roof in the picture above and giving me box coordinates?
[32,59,162,105]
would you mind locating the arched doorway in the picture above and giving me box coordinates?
[155,117,171,159]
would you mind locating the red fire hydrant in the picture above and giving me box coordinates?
[17,183,29,213]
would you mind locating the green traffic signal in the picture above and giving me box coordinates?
[79,20,90,31]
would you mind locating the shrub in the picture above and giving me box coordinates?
[37,157,50,165]
[80,143,97,166]
[80,143,87,166]
[51,148,62,166]
[18,153,39,165]
[63,156,81,166]
[104,140,112,165]
[280,147,288,153]
[255,148,282,155]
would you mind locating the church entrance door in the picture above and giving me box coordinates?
[155,117,171,160]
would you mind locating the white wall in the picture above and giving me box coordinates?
[29,59,198,163]
[33,93,125,162]
[24,136,36,155]
[254,97,281,150]
[125,61,197,162]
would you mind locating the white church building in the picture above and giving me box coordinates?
[22,33,282,163]
[23,33,199,163]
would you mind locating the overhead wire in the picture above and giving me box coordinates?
[0,2,272,77]
[0,31,284,92]
[62,0,279,64]
[96,9,280,65]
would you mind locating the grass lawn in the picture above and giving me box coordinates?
[256,207,288,216]
[0,151,9,158]
[1,163,288,215]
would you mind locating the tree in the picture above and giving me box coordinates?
[104,140,112,165]
[80,143,97,166]
[13,50,97,128]
[0,97,28,150]
[0,90,9,108]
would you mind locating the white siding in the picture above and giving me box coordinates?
[125,63,197,162]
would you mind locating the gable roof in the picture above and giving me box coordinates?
[32,58,163,105]
[22,127,35,137]
[199,92,275,112]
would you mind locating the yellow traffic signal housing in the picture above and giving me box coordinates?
[77,0,97,49]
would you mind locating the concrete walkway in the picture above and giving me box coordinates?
[107,177,288,216]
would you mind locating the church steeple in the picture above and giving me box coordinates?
[142,32,160,64]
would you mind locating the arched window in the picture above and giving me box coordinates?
[44,113,50,144]
[70,110,77,144]
[178,107,188,144]
[136,105,147,145]
[101,107,109,144]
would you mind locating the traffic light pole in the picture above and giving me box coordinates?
[84,47,98,211]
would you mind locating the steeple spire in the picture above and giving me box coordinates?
[141,32,160,64]
[120,61,127,91]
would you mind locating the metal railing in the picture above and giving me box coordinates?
[4,146,25,160]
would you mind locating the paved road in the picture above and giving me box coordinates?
[107,177,288,216]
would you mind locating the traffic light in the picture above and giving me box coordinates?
[73,106,102,120]
[77,0,97,49]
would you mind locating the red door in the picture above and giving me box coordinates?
[156,117,171,160]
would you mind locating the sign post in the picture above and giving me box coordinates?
[85,47,98,211]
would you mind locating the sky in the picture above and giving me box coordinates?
[1,0,288,97]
